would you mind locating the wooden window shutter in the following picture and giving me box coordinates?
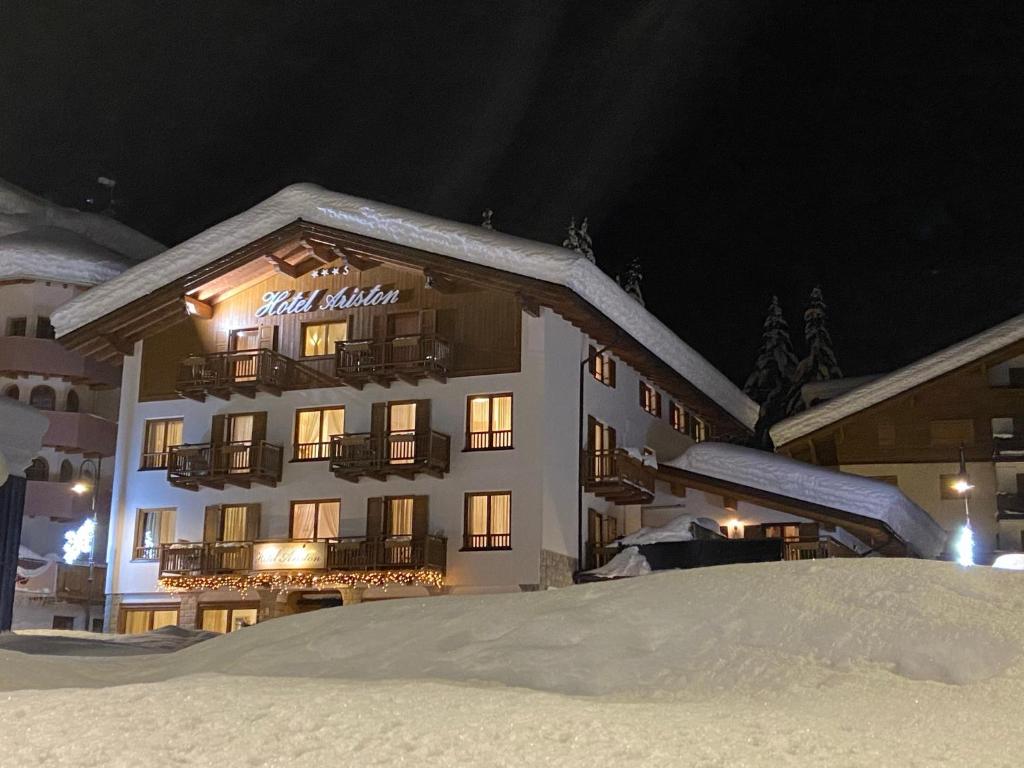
[371,315,386,340]
[588,346,597,376]
[366,497,384,538]
[214,328,230,353]
[420,309,437,336]
[414,399,431,433]
[655,391,662,416]
[608,426,617,451]
[245,504,262,541]
[639,381,645,408]
[257,325,277,350]
[210,414,227,445]
[251,412,268,443]
[371,402,387,436]
[412,496,429,538]
[203,505,222,543]
[587,415,597,450]
[608,358,616,386]
[587,509,599,543]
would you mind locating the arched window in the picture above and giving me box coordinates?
[29,385,56,411]
[26,457,48,482]
[2,384,18,401]
[66,390,80,412]
[59,459,74,483]
[79,462,94,483]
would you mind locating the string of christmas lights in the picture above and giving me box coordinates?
[158,568,444,594]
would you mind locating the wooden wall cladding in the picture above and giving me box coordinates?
[139,263,521,401]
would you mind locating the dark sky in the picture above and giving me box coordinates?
[2,1,1023,385]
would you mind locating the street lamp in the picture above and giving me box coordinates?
[953,444,974,567]
[69,457,102,631]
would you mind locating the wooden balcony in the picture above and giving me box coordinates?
[176,349,337,401]
[993,434,1024,460]
[335,334,451,388]
[167,440,284,490]
[582,448,656,505]
[328,430,451,481]
[158,536,447,577]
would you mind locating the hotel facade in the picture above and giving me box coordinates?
[53,185,926,634]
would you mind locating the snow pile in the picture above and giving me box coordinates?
[772,312,1024,445]
[50,184,758,428]
[3,559,1024,766]
[993,553,1024,570]
[622,446,659,468]
[618,514,721,545]
[583,546,651,579]
[672,442,948,557]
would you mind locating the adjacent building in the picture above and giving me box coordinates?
[0,179,163,629]
[771,314,1024,561]
[50,185,936,633]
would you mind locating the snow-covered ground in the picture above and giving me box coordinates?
[3,559,1024,766]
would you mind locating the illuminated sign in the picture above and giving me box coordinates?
[252,541,327,571]
[255,285,401,318]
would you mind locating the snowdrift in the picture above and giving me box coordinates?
[5,559,1023,696]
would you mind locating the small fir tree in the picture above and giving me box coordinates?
[481,208,494,230]
[785,286,843,415]
[619,257,645,305]
[744,296,799,441]
[563,216,595,263]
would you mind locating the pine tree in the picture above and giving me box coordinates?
[619,257,645,305]
[481,208,494,230]
[743,296,799,441]
[563,216,595,263]
[785,286,843,415]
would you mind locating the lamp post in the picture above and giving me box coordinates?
[71,457,102,631]
[952,444,974,567]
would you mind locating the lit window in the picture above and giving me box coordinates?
[294,406,345,460]
[463,492,511,550]
[466,394,513,450]
[121,607,179,634]
[133,508,175,561]
[689,413,708,442]
[290,499,341,540]
[670,401,685,433]
[199,605,258,634]
[303,321,348,357]
[141,418,184,469]
[639,382,661,417]
[388,497,414,536]
[589,346,616,387]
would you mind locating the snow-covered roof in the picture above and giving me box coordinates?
[800,374,880,407]
[669,442,947,557]
[772,313,1024,446]
[0,179,163,286]
[51,183,758,428]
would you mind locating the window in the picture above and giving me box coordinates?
[302,321,348,357]
[387,312,420,337]
[205,504,260,542]
[688,413,708,442]
[463,492,512,550]
[466,394,513,450]
[5,317,26,336]
[388,402,417,464]
[2,384,18,401]
[133,508,175,561]
[141,418,184,469]
[290,499,341,540]
[52,616,75,630]
[65,389,79,412]
[120,606,179,634]
[387,497,415,536]
[294,406,344,460]
[587,417,617,480]
[670,401,685,433]
[25,457,48,481]
[59,459,74,483]
[35,316,55,339]
[639,381,661,417]
[199,604,258,634]
[29,385,55,410]
[589,346,616,387]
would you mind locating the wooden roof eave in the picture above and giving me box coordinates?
[57,218,751,435]
[655,464,912,556]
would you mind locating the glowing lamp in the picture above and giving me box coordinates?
[71,481,90,495]
[952,478,973,495]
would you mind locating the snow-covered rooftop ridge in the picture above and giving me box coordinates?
[800,374,881,407]
[772,313,1024,446]
[51,183,758,428]
[670,442,947,557]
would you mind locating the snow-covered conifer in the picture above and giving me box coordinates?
[481,209,494,230]
[563,216,595,263]
[620,257,644,305]
[785,286,843,415]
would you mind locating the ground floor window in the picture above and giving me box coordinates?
[198,603,259,633]
[120,605,179,634]
[52,615,74,630]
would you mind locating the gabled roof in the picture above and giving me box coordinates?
[51,184,758,429]
[771,313,1024,446]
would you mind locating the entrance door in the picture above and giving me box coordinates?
[387,402,417,464]
[589,418,616,479]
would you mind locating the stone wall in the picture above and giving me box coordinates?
[539,549,577,589]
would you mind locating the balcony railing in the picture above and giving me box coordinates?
[167,440,284,490]
[328,430,451,481]
[466,429,513,450]
[159,535,447,577]
[462,532,511,550]
[581,448,656,505]
[781,537,858,561]
[994,434,1024,459]
[335,334,451,388]
[176,349,337,401]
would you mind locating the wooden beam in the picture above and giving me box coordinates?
[423,269,462,294]
[102,332,135,357]
[518,292,541,317]
[183,295,214,319]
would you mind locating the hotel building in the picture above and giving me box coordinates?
[51,185,930,633]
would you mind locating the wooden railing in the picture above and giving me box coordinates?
[159,535,447,577]
[176,349,337,399]
[132,545,160,561]
[581,448,656,503]
[466,429,513,450]
[781,537,858,561]
[462,532,511,550]
[167,440,284,488]
[329,430,450,478]
[335,334,451,382]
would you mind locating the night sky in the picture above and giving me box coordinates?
[2,2,1023,385]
